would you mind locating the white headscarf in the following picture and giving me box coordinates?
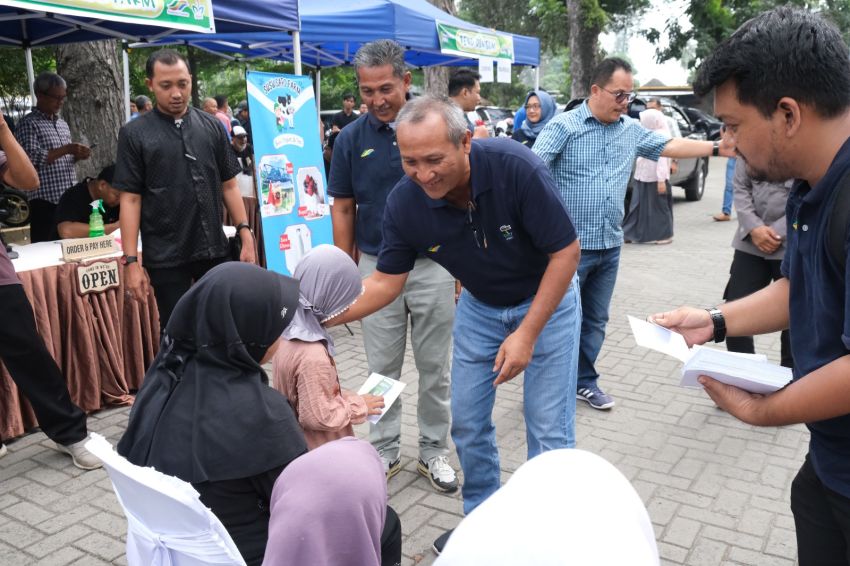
[282,245,364,355]
[435,449,659,566]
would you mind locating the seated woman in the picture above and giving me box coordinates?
[263,437,396,566]
[117,262,308,566]
[273,244,384,449]
[511,90,557,149]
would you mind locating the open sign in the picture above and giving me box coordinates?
[76,260,120,295]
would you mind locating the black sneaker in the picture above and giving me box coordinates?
[432,528,454,555]
[382,455,401,480]
[417,455,459,493]
[577,385,615,410]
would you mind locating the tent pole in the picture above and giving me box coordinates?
[25,47,35,107]
[316,68,321,112]
[292,30,302,75]
[122,41,131,122]
[534,67,540,90]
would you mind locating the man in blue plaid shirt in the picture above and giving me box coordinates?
[534,57,733,410]
[16,72,91,242]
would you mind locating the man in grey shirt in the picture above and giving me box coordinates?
[722,158,792,367]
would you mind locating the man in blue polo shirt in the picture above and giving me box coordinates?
[330,95,581,554]
[652,8,850,565]
[328,39,458,493]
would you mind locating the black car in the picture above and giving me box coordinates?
[682,106,723,141]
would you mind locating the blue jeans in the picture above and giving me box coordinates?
[722,157,737,214]
[450,279,581,514]
[576,247,621,390]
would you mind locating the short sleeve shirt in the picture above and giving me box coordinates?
[780,136,850,498]
[532,101,669,250]
[327,113,403,255]
[378,138,577,306]
[112,107,241,268]
[0,151,20,286]
[55,180,120,227]
[15,109,76,204]
[331,111,358,131]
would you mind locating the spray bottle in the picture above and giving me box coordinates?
[88,199,105,237]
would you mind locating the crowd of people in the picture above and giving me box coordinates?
[2,6,850,565]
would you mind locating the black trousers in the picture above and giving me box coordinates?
[723,249,793,368]
[146,256,228,330]
[0,283,87,445]
[28,199,59,243]
[791,454,850,565]
[381,506,402,566]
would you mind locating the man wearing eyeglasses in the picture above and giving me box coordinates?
[15,71,91,242]
[533,57,733,411]
[330,95,582,553]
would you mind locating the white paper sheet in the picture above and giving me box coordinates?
[357,372,406,424]
[497,58,512,83]
[627,315,691,362]
[479,57,495,83]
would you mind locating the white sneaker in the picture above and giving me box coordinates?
[381,455,401,480]
[0,443,6,459]
[55,439,102,470]
[418,455,459,493]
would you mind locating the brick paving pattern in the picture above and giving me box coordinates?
[0,158,805,565]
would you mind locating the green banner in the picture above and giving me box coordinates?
[436,21,513,61]
[2,0,215,33]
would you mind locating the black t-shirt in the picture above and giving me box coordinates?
[112,107,241,268]
[331,110,358,131]
[55,180,120,227]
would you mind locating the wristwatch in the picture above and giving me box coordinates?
[236,221,252,235]
[706,307,726,343]
[120,255,138,266]
[712,141,720,157]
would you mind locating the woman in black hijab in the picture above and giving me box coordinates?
[118,262,307,566]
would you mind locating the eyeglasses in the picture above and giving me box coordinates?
[40,91,66,103]
[598,87,636,104]
[525,103,541,111]
[466,201,488,250]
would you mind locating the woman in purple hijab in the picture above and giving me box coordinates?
[263,437,401,566]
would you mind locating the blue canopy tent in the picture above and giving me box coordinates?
[134,0,541,101]
[0,0,301,116]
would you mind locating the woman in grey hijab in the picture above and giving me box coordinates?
[272,244,385,449]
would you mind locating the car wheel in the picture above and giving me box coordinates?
[683,160,707,201]
[0,188,31,227]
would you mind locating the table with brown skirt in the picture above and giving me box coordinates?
[1,244,160,440]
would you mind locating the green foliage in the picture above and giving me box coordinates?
[0,46,54,119]
[647,0,850,69]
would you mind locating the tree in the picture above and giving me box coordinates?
[0,47,54,123]
[647,0,850,71]
[56,40,124,178]
[425,0,457,95]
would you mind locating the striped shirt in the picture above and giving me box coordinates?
[15,109,76,204]
[533,101,669,250]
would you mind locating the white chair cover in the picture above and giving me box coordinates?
[85,433,246,566]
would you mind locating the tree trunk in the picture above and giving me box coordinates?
[56,40,124,179]
[424,0,456,96]
[567,0,603,99]
[187,46,201,109]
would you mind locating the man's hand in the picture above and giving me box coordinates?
[362,394,385,416]
[473,124,489,138]
[493,330,535,386]
[698,376,767,425]
[239,231,256,264]
[657,181,667,195]
[670,160,679,175]
[66,143,91,161]
[454,280,463,303]
[104,221,120,235]
[749,225,782,255]
[650,306,714,347]
[124,263,149,303]
[718,136,736,157]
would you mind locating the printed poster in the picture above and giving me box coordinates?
[246,71,334,276]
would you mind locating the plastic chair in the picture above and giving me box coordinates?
[85,433,246,566]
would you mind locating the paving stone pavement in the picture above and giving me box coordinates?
[0,157,806,565]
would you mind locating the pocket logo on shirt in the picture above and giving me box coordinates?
[360,148,375,158]
[427,244,441,253]
[500,225,514,240]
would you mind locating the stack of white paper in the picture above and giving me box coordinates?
[357,372,406,424]
[627,315,792,394]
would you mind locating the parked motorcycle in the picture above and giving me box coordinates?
[0,184,30,227]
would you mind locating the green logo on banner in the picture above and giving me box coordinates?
[436,21,514,61]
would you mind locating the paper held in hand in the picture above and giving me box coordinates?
[357,373,406,424]
[627,315,792,394]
